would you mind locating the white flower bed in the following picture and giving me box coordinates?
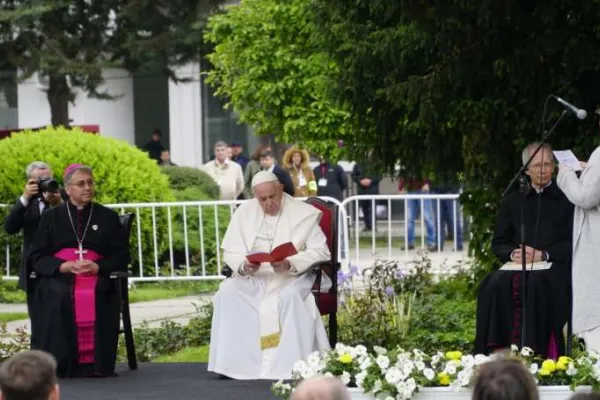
[272,344,598,399]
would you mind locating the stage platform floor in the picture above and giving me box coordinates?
[60,363,280,400]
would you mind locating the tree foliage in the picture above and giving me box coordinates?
[0,0,223,126]
[203,0,600,275]
[312,0,600,274]
[204,0,350,160]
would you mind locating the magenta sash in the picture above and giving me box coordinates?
[54,248,103,364]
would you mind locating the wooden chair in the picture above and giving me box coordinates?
[111,213,137,370]
[220,198,340,346]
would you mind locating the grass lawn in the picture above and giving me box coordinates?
[154,345,209,363]
[129,281,219,303]
[356,236,467,250]
[0,280,219,305]
[357,235,407,249]
[0,312,28,323]
[1,290,26,304]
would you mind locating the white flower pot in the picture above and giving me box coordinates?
[348,386,592,400]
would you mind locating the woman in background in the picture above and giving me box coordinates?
[282,146,317,198]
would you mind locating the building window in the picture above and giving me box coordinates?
[0,69,18,130]
[200,61,257,161]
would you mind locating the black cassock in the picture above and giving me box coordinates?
[27,201,128,377]
[474,182,573,357]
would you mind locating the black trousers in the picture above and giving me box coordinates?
[360,200,373,230]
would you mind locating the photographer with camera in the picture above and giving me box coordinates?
[4,162,63,320]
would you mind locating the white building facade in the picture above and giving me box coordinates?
[0,61,259,168]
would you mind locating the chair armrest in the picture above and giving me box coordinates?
[110,271,132,279]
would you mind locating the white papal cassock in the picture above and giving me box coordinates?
[208,193,332,380]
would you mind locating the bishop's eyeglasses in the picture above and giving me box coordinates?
[68,179,95,188]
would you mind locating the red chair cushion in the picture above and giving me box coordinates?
[315,293,337,315]
[307,199,337,316]
[310,202,334,253]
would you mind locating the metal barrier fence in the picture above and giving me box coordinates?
[339,194,463,267]
[0,194,463,282]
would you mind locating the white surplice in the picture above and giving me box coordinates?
[208,194,332,380]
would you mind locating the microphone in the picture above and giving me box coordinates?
[553,96,587,120]
[519,175,530,195]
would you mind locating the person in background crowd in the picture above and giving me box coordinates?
[313,157,347,201]
[0,350,60,400]
[282,146,317,197]
[436,175,463,251]
[202,141,244,200]
[230,140,249,171]
[399,176,437,251]
[4,161,64,347]
[259,150,295,197]
[159,149,177,166]
[244,144,272,199]
[143,128,165,164]
[351,163,380,232]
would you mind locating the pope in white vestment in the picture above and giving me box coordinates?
[208,171,332,380]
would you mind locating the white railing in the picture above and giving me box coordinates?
[0,194,464,282]
[339,194,464,268]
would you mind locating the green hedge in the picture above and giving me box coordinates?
[0,127,175,276]
[161,166,220,199]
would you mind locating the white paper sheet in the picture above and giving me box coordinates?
[553,150,582,171]
[500,261,552,271]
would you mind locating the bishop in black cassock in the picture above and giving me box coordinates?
[474,145,574,358]
[27,164,128,377]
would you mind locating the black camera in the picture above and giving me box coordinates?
[37,176,59,194]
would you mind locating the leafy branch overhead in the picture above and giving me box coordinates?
[203,0,600,276]
[204,0,351,161]
[0,0,224,125]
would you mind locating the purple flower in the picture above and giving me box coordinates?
[395,269,405,279]
[337,270,347,285]
[385,286,395,297]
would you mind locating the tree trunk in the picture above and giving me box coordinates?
[46,75,72,127]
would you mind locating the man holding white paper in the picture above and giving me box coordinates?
[475,142,574,358]
[558,142,600,352]
[208,171,332,380]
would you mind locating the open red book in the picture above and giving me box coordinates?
[246,242,298,264]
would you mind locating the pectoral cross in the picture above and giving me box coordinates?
[74,245,87,262]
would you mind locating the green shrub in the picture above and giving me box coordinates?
[0,323,30,361]
[120,302,213,362]
[404,274,477,353]
[0,127,175,276]
[161,166,220,199]
[337,256,477,354]
[169,188,231,275]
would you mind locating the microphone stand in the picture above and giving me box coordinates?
[501,109,568,350]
